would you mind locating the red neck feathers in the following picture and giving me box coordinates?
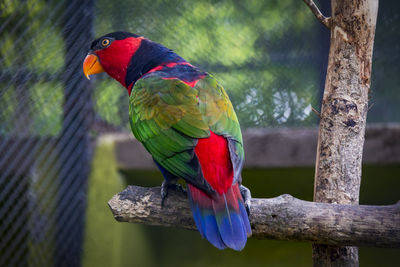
[95,37,143,87]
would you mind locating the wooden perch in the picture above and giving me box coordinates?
[108,185,400,248]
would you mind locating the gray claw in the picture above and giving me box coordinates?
[161,181,187,207]
[161,180,169,207]
[240,184,252,215]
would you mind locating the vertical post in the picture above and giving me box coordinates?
[58,0,94,266]
[312,0,378,266]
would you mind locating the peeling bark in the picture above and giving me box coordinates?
[108,186,400,248]
[312,0,379,266]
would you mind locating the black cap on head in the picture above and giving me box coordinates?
[90,31,141,50]
[101,31,141,40]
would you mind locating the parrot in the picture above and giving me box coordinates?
[83,32,252,250]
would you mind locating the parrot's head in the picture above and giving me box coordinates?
[83,32,143,87]
[83,31,183,92]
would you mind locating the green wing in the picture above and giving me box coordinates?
[129,76,213,193]
[196,75,244,183]
[129,74,244,190]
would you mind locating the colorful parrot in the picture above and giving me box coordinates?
[83,32,251,250]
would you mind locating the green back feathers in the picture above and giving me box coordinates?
[129,74,244,190]
[196,75,242,143]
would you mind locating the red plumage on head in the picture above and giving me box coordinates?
[95,37,143,87]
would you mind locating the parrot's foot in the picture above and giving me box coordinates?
[239,185,252,215]
[160,181,187,207]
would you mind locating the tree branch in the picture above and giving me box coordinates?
[303,0,331,28]
[108,185,400,248]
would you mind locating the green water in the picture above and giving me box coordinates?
[83,141,399,267]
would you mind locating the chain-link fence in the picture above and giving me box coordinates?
[1,0,399,266]
[1,1,94,266]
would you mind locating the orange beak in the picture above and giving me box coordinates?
[83,53,104,80]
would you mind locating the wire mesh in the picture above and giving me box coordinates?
[0,0,94,266]
[0,0,399,266]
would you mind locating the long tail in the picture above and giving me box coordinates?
[188,183,251,251]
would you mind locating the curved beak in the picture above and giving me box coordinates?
[83,53,104,80]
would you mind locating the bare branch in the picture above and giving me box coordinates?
[303,0,331,28]
[108,185,400,248]
[311,106,322,119]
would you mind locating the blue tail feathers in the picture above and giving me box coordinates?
[188,184,251,251]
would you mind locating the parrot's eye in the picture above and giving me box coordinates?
[101,38,111,47]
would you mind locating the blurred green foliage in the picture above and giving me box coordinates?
[1,0,399,136]
[94,0,321,128]
[0,0,66,136]
[92,0,400,127]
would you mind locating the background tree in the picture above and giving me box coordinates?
[305,0,379,265]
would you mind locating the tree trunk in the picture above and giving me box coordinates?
[312,0,379,266]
